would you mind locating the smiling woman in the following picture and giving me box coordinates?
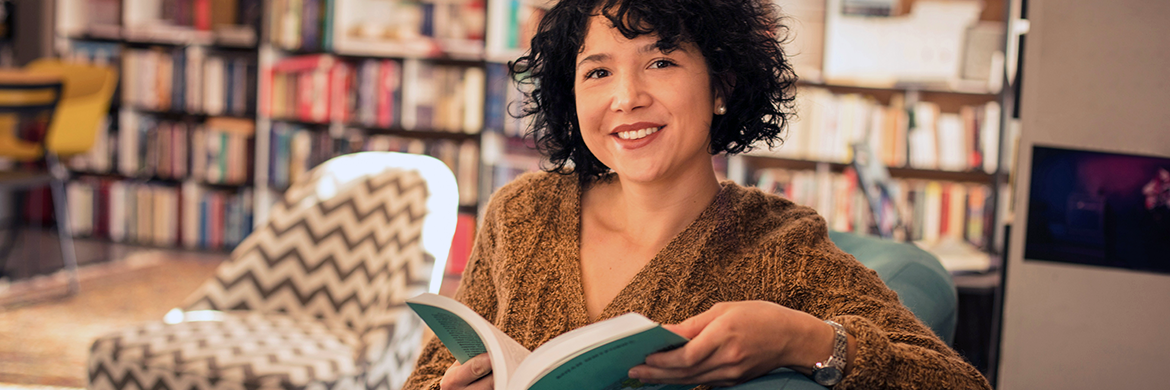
[513,0,797,186]
[403,1,992,390]
[573,21,720,186]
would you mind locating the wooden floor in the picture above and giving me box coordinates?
[0,230,226,387]
[0,229,463,388]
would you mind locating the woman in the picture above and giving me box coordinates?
[404,0,991,389]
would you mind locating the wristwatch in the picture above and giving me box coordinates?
[812,320,847,386]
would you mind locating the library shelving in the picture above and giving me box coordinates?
[53,0,491,257]
[49,0,1019,275]
[252,0,488,231]
[726,0,1016,272]
[55,0,263,251]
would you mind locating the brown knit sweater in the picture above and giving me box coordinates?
[404,172,991,390]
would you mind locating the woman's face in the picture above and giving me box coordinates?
[574,16,723,184]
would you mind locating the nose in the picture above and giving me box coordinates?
[609,72,651,112]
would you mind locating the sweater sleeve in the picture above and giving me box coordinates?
[402,191,504,390]
[774,215,991,390]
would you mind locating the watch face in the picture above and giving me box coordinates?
[814,367,843,386]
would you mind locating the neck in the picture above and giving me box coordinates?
[584,163,722,247]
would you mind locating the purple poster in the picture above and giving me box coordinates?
[1025,145,1170,273]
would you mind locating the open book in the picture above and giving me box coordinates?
[407,293,695,390]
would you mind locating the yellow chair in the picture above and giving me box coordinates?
[0,59,116,296]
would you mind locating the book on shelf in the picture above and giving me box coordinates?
[266,125,479,205]
[480,132,543,201]
[486,0,548,59]
[266,55,484,134]
[93,0,257,46]
[264,54,347,123]
[200,116,255,185]
[115,111,253,184]
[753,167,994,260]
[270,0,486,54]
[66,41,123,67]
[121,46,256,116]
[752,87,1000,174]
[407,293,693,390]
[482,63,531,137]
[269,0,324,51]
[68,177,253,250]
[323,0,485,57]
[400,59,484,133]
[349,58,403,128]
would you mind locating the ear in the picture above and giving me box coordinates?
[711,73,736,114]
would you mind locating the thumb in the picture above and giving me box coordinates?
[663,307,722,339]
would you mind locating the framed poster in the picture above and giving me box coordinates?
[1025,145,1170,273]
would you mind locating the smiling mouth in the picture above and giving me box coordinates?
[616,126,662,140]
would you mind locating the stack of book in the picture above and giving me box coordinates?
[121,47,257,117]
[263,54,349,123]
[399,60,484,133]
[265,54,485,134]
[117,114,253,185]
[268,127,479,206]
[351,58,402,129]
[483,62,530,137]
[755,168,992,249]
[66,177,254,250]
[754,87,1000,174]
[485,0,547,59]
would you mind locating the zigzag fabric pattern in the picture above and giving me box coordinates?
[88,165,436,390]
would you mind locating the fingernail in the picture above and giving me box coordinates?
[474,362,487,377]
[628,369,639,378]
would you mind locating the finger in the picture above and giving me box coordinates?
[465,354,493,382]
[632,347,756,387]
[662,306,723,339]
[628,361,720,385]
[645,320,726,368]
[441,354,493,388]
[466,374,495,390]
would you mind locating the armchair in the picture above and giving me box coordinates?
[87,152,458,390]
[729,230,957,389]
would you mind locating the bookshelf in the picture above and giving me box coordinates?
[53,0,489,259]
[48,0,1017,274]
[253,0,487,229]
[54,0,263,251]
[725,0,1016,272]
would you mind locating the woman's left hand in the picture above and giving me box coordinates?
[627,301,834,387]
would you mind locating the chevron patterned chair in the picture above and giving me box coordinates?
[87,152,459,390]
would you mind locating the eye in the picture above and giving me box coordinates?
[584,68,611,79]
[649,59,676,69]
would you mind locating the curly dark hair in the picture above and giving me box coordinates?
[509,0,798,184]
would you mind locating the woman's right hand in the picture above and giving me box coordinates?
[439,354,494,390]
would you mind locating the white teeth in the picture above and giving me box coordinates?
[617,126,660,140]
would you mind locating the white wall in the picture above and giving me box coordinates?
[999,0,1170,389]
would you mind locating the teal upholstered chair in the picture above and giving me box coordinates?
[728,230,957,389]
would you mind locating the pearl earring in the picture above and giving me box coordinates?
[716,105,727,115]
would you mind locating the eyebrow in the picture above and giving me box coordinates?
[576,42,668,71]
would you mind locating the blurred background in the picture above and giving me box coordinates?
[0,0,1166,389]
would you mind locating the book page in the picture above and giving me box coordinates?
[511,313,693,390]
[408,303,489,363]
[407,293,532,389]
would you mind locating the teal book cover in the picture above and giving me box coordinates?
[523,325,692,390]
[407,293,696,390]
[407,300,487,363]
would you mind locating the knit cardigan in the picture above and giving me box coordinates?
[404,172,991,390]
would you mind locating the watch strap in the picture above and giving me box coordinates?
[812,320,848,386]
